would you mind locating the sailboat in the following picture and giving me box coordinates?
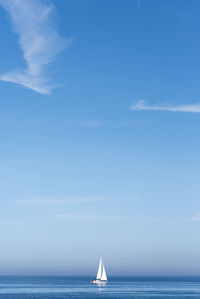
[90,257,107,284]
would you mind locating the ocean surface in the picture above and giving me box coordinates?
[0,276,200,298]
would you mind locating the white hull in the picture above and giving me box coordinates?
[90,279,107,284]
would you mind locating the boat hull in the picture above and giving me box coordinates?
[90,279,107,284]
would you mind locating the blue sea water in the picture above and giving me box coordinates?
[0,276,200,298]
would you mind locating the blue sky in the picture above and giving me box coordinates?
[0,0,200,275]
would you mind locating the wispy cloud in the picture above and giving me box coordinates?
[56,213,125,221]
[55,213,197,223]
[54,213,182,222]
[13,196,103,206]
[136,0,142,8]
[0,0,70,94]
[131,99,200,113]
[188,213,200,222]
[131,214,200,223]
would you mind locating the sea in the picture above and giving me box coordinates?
[0,276,200,298]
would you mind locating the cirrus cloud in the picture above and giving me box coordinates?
[131,99,200,113]
[0,0,71,94]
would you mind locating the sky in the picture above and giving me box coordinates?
[0,0,200,275]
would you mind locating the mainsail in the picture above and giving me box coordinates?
[96,257,102,280]
[101,264,107,281]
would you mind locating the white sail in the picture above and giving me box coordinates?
[96,257,102,280]
[101,264,107,281]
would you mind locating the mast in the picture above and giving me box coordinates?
[96,257,102,280]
